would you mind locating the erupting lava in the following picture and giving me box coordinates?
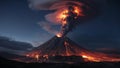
[56,6,83,37]
[56,33,62,38]
[57,6,82,25]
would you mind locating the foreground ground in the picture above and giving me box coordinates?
[0,57,120,68]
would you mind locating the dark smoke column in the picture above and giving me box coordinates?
[28,0,96,38]
[59,6,79,37]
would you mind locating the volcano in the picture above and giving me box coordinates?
[26,36,120,63]
[26,36,87,63]
[31,36,89,56]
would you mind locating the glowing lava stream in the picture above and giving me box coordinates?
[64,41,70,56]
[81,55,100,62]
[81,54,120,62]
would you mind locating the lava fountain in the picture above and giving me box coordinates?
[56,6,84,37]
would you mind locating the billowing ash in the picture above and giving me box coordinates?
[28,0,96,37]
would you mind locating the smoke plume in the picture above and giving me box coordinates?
[38,22,59,34]
[28,0,97,37]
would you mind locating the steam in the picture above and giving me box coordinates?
[28,0,91,11]
[28,0,60,10]
[38,22,59,34]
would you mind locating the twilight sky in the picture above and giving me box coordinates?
[0,0,120,50]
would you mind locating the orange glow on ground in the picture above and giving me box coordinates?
[35,54,39,61]
[64,41,71,56]
[82,55,88,58]
[43,55,49,59]
[81,55,100,62]
[25,37,120,63]
[81,53,120,62]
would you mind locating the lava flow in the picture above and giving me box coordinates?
[24,36,120,63]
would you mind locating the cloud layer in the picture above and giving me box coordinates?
[0,36,33,51]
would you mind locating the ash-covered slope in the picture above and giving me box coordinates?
[30,36,89,56]
[26,36,120,62]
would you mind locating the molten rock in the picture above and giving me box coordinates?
[26,36,120,63]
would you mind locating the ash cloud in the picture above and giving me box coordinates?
[28,0,98,10]
[0,36,33,51]
[28,0,99,35]
[38,21,59,34]
[28,0,60,10]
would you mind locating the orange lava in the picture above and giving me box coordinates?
[56,6,83,37]
[35,54,39,61]
[81,53,120,62]
[56,33,62,37]
[26,38,120,62]
[57,6,82,26]
[26,46,120,62]
[64,41,71,56]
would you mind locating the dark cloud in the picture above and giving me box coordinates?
[107,0,120,6]
[28,0,100,37]
[69,33,120,49]
[0,36,33,51]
